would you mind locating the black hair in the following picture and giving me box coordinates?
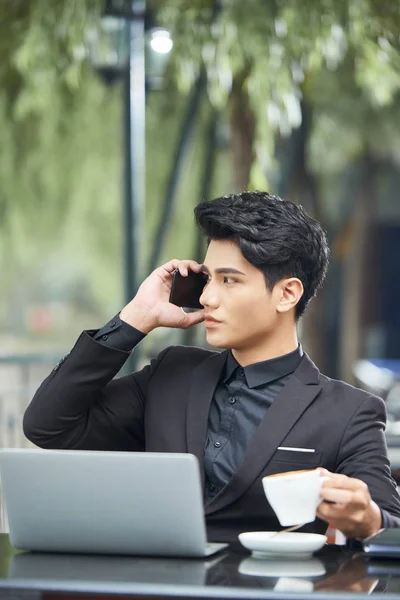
[194,191,330,319]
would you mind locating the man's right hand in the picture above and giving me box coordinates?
[119,259,205,334]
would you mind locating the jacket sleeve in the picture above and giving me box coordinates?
[23,331,171,452]
[336,393,400,525]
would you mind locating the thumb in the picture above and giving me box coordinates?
[181,309,205,328]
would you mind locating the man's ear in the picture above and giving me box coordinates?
[276,278,304,314]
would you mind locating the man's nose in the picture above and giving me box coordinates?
[199,281,219,308]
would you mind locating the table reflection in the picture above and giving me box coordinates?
[9,551,229,587]
[236,552,379,595]
[313,555,379,594]
[0,535,394,598]
[238,556,326,578]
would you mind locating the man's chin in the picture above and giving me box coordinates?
[205,331,231,349]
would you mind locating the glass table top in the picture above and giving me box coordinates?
[0,535,399,598]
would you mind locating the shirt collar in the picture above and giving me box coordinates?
[223,345,304,388]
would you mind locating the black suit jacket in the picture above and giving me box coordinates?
[23,332,400,542]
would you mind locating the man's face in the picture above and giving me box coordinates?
[199,240,281,351]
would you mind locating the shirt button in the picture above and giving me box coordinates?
[214,441,221,448]
[229,397,236,405]
[239,369,245,378]
[110,321,117,328]
[102,334,109,341]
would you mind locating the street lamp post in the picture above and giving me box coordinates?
[87,0,146,370]
[87,1,174,370]
[123,1,146,317]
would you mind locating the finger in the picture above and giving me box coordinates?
[318,488,369,522]
[159,259,181,274]
[316,501,335,523]
[157,260,193,276]
[160,259,202,276]
[320,487,354,505]
[317,467,331,476]
[322,474,367,492]
[317,500,352,522]
[177,261,204,277]
[317,505,359,529]
[181,260,203,272]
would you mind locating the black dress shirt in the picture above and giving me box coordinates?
[203,346,303,503]
[94,314,146,352]
[94,315,303,504]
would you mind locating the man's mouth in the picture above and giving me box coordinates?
[204,316,221,327]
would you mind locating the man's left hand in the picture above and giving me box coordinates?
[316,470,382,540]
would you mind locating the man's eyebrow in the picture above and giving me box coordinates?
[200,266,246,276]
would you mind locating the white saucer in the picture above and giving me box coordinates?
[238,556,326,578]
[238,532,327,558]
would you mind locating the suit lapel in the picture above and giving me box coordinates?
[186,350,228,488]
[205,354,322,515]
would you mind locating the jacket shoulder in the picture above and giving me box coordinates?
[160,345,219,363]
[319,372,384,410]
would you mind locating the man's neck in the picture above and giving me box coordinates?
[231,329,299,367]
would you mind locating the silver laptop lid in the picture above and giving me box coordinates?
[0,449,208,557]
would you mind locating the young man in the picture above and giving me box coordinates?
[24,191,400,542]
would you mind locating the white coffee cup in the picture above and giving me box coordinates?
[262,469,325,526]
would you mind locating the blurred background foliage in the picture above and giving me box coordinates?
[1,0,400,380]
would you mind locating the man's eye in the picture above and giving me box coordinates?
[223,276,236,284]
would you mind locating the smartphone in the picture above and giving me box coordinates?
[169,269,207,310]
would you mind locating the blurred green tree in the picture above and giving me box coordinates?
[150,0,400,372]
[152,0,400,189]
[1,0,400,371]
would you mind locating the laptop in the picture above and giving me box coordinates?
[0,449,228,557]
